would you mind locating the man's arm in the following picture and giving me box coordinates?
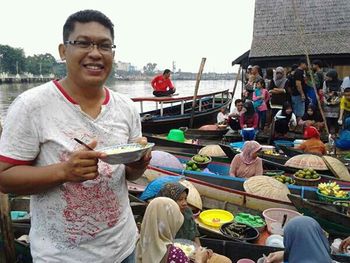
[0,141,104,195]
[151,76,157,89]
[125,151,151,181]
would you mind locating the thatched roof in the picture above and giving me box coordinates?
[249,0,350,58]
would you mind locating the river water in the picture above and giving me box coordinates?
[0,80,242,121]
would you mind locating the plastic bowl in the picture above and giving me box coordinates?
[262,208,302,235]
[167,129,185,142]
[316,189,350,203]
[237,259,255,263]
[199,209,234,228]
[220,222,260,242]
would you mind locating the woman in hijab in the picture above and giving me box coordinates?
[157,183,233,263]
[240,101,259,140]
[299,104,325,131]
[157,182,201,246]
[335,117,350,150]
[322,69,342,134]
[274,101,297,137]
[136,197,210,263]
[265,216,332,263]
[229,141,263,178]
[296,126,326,155]
[269,66,289,117]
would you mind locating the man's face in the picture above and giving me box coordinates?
[236,102,243,111]
[59,22,115,88]
[163,72,170,79]
[300,63,307,70]
[251,67,258,75]
[345,91,350,101]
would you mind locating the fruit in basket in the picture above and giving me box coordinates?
[185,161,201,172]
[274,175,294,185]
[318,182,348,198]
[193,154,210,163]
[294,168,320,179]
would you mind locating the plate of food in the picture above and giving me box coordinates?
[98,143,154,165]
[173,239,197,257]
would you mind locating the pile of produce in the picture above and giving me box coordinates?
[185,161,201,172]
[262,150,279,156]
[234,213,265,228]
[318,182,349,198]
[274,175,295,185]
[191,154,211,164]
[221,222,250,239]
[294,168,320,180]
[344,153,350,160]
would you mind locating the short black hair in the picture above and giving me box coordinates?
[163,69,171,75]
[63,10,114,42]
[235,99,243,105]
[291,64,298,71]
[344,87,350,93]
[298,58,307,65]
[312,60,323,68]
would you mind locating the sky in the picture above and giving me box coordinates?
[1,0,255,73]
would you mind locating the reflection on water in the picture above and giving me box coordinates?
[0,80,242,120]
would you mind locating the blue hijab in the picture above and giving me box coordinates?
[284,216,332,263]
[336,117,350,149]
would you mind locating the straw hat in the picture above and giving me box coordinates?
[180,179,203,210]
[322,156,350,182]
[199,145,226,157]
[285,154,328,170]
[243,176,291,202]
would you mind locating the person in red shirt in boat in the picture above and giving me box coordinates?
[151,69,176,97]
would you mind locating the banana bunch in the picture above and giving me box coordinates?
[318,182,348,198]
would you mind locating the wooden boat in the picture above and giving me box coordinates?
[133,90,231,134]
[181,127,229,140]
[288,194,350,237]
[166,150,230,164]
[143,166,318,212]
[278,144,304,157]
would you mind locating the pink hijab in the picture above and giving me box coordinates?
[239,141,262,165]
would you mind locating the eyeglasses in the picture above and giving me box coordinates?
[64,40,116,53]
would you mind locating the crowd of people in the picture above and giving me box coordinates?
[219,60,350,147]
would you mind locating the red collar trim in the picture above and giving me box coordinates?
[53,80,110,105]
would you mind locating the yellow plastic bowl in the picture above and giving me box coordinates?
[199,209,234,228]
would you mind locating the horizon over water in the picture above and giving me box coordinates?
[0,80,242,121]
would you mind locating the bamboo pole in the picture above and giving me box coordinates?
[189,58,206,128]
[0,193,16,262]
[291,0,329,136]
[230,65,242,111]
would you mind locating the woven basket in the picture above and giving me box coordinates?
[292,174,321,186]
[316,189,350,203]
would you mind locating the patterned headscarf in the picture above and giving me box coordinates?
[157,182,189,201]
[240,141,262,164]
[136,197,184,263]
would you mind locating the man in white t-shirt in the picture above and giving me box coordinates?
[0,10,150,263]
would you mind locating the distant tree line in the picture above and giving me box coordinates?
[0,44,67,78]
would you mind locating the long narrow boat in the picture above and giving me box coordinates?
[144,166,317,211]
[170,152,350,187]
[183,127,228,140]
[288,194,350,237]
[133,90,231,134]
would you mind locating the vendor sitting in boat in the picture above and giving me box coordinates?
[229,141,263,178]
[335,117,350,150]
[274,101,297,138]
[151,69,176,97]
[228,99,243,130]
[217,106,229,124]
[295,126,326,155]
[157,182,201,246]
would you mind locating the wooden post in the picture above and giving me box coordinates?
[292,0,329,136]
[230,65,242,111]
[0,193,16,263]
[189,58,206,128]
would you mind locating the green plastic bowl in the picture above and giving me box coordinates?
[167,129,185,143]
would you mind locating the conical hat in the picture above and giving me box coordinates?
[180,179,203,210]
[285,154,328,170]
[243,176,291,202]
[199,145,226,157]
[322,156,350,182]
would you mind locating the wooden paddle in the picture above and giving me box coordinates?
[0,193,16,262]
[189,58,206,128]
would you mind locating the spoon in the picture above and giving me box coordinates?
[74,138,94,151]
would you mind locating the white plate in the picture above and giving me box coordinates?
[243,127,254,131]
[98,143,154,165]
[276,116,286,119]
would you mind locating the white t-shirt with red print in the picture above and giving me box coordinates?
[0,80,141,263]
